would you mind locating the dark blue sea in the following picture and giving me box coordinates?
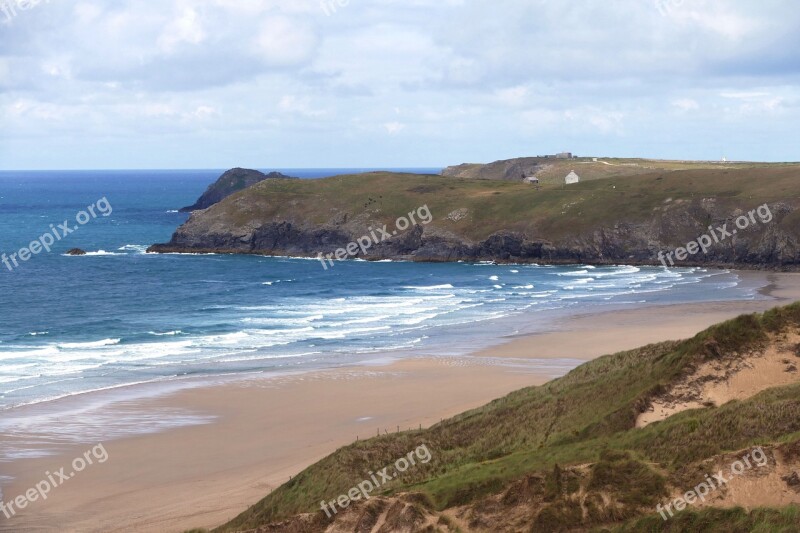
[0,169,762,418]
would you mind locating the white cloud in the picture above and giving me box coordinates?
[158,7,207,52]
[1,0,799,168]
[672,98,700,112]
[253,16,319,66]
[383,122,405,135]
[278,95,327,117]
[494,86,529,107]
[721,91,772,100]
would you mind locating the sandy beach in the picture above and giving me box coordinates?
[2,271,800,533]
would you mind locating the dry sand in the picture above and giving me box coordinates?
[637,331,800,428]
[2,272,800,533]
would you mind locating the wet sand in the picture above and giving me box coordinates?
[2,271,799,532]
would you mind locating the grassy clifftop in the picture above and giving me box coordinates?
[208,303,800,532]
[184,166,800,241]
[180,168,297,212]
[153,165,800,269]
[441,156,800,184]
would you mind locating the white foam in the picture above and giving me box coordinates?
[404,284,455,290]
[558,269,591,276]
[57,338,121,349]
[118,244,150,254]
[0,346,61,360]
[70,250,125,257]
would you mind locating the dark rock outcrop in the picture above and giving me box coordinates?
[179,168,297,212]
[150,168,800,270]
[147,200,800,270]
[66,248,87,256]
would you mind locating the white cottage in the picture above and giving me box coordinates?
[565,171,580,184]
[524,176,540,184]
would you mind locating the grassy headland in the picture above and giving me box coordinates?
[152,163,800,269]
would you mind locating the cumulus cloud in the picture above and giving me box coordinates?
[0,0,799,168]
[253,15,319,66]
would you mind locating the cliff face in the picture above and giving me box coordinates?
[148,210,799,270]
[179,168,298,212]
[441,158,547,181]
[151,169,800,270]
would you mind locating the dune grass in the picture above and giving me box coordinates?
[215,303,800,532]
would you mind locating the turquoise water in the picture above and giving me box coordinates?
[0,170,761,412]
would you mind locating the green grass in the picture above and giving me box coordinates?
[205,165,800,246]
[214,303,800,532]
[444,157,800,185]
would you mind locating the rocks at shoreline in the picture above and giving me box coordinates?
[147,217,800,271]
[150,168,800,271]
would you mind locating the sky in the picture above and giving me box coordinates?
[0,0,799,170]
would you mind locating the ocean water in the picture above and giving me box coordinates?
[0,170,762,415]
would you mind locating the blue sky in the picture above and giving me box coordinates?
[0,0,798,169]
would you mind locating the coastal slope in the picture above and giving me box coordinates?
[151,167,800,269]
[211,303,800,532]
[180,168,298,212]
[441,156,797,184]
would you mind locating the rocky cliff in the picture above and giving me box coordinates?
[179,168,298,212]
[151,168,800,270]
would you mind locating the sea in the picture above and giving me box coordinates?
[0,169,765,462]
